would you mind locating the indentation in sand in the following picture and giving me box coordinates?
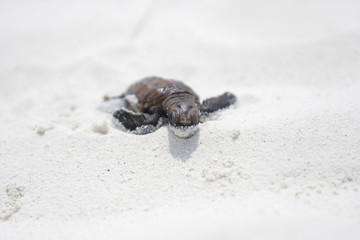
[34,125,54,136]
[0,184,24,221]
[92,122,109,135]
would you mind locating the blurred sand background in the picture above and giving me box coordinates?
[1,0,360,239]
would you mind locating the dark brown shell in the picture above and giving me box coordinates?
[125,77,199,111]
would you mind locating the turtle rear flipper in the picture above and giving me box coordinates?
[200,92,236,113]
[103,93,125,101]
[98,93,126,114]
[113,109,161,134]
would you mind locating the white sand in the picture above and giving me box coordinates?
[1,0,360,239]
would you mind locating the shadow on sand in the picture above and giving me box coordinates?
[167,127,199,161]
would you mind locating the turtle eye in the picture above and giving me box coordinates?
[169,112,179,125]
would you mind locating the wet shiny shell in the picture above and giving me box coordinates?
[125,77,199,111]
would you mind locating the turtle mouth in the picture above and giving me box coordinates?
[169,124,199,138]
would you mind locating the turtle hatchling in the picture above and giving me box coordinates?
[100,77,236,138]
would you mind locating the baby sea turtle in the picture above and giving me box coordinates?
[102,77,236,138]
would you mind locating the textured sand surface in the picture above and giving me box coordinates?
[1,0,360,239]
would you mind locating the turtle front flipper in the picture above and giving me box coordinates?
[200,92,236,114]
[113,109,161,133]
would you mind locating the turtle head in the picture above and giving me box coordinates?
[168,101,199,127]
[167,101,200,138]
